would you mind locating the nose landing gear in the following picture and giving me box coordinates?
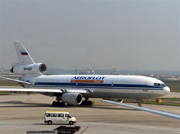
[137,99,142,107]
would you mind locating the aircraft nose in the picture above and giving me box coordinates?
[164,86,170,95]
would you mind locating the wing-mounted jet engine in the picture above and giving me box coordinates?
[62,93,83,106]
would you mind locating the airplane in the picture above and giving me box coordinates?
[0,42,179,120]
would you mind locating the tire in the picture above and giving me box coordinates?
[48,120,52,125]
[69,121,74,125]
[52,101,57,106]
[81,101,93,106]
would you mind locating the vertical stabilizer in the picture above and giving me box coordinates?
[14,41,35,65]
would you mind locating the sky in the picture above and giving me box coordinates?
[0,0,180,72]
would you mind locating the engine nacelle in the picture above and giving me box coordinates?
[62,93,83,106]
[10,63,47,76]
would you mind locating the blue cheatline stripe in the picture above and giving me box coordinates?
[34,82,164,90]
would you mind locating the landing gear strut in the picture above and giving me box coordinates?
[52,96,65,107]
[81,98,93,106]
[137,99,142,107]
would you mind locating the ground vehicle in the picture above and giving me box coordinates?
[44,111,77,125]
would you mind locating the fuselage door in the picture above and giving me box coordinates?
[143,82,148,92]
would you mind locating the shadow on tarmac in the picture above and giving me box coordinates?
[0,100,136,111]
[0,101,51,107]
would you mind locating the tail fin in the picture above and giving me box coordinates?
[14,41,35,65]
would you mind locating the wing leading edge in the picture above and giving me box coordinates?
[0,88,63,93]
[103,100,180,120]
[0,88,90,94]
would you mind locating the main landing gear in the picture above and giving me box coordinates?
[52,96,65,107]
[52,101,65,106]
[52,97,93,107]
[81,98,93,106]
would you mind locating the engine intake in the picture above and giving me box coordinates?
[62,93,83,106]
[39,64,46,72]
[10,63,47,76]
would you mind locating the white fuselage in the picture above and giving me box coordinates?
[21,74,170,100]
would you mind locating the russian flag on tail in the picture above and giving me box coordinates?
[20,50,28,55]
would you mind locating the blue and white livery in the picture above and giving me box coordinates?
[1,42,179,120]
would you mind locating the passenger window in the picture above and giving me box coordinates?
[65,114,71,118]
[45,113,50,117]
[58,114,64,117]
[51,113,57,117]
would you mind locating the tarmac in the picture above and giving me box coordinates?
[0,94,180,134]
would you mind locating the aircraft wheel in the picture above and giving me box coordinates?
[52,101,65,107]
[69,121,74,125]
[81,101,93,106]
[48,120,52,125]
[52,101,57,106]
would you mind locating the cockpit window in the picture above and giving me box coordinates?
[154,83,160,87]
[154,83,166,87]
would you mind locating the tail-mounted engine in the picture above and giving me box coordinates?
[10,63,47,76]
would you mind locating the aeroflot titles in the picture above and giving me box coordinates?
[72,76,106,80]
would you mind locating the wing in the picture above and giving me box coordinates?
[103,100,180,120]
[0,77,90,94]
[0,88,90,94]
[0,88,63,93]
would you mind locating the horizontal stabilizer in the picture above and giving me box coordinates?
[103,100,180,120]
[0,77,31,85]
